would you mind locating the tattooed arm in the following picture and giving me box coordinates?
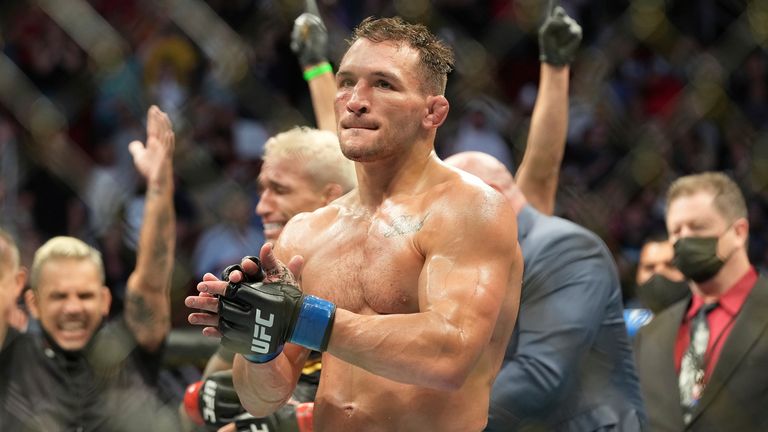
[125,106,176,352]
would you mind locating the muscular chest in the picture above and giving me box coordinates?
[298,215,426,315]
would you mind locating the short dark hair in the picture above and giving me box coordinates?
[348,16,454,95]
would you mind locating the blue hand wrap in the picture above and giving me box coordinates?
[289,295,336,351]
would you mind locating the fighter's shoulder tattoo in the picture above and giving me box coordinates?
[382,212,430,238]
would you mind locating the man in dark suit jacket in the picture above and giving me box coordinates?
[446,152,645,431]
[634,172,768,432]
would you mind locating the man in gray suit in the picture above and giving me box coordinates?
[447,151,645,431]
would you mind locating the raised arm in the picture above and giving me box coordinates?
[291,0,336,132]
[515,6,581,215]
[125,106,176,352]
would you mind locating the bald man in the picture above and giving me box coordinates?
[446,152,645,431]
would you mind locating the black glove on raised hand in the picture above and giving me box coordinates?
[291,11,329,68]
[217,262,335,363]
[538,6,583,66]
[183,370,245,429]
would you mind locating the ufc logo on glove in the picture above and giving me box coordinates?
[217,260,335,364]
[202,380,218,423]
[252,310,275,354]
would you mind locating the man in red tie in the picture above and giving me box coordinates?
[633,172,768,431]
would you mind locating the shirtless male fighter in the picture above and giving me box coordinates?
[187,16,523,431]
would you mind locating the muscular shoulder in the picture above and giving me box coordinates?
[419,169,517,253]
[442,170,511,220]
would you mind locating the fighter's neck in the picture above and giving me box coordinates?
[354,151,441,207]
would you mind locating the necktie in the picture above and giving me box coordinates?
[679,302,717,425]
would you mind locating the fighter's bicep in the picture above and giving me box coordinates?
[418,197,520,335]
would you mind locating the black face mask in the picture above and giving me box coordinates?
[636,274,691,313]
[673,236,725,283]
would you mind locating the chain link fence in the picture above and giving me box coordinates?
[0,0,766,311]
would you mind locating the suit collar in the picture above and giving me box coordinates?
[517,205,537,242]
[643,299,689,430]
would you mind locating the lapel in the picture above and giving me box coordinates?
[516,205,536,245]
[643,299,688,429]
[691,275,768,421]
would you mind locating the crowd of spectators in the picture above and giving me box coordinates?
[0,0,766,321]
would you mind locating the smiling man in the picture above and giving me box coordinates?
[0,106,178,431]
[256,127,356,242]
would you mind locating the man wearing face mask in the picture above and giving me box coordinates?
[635,235,690,314]
[633,172,768,431]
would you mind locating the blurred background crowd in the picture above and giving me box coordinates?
[0,0,766,328]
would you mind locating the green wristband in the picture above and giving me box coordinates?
[303,62,333,81]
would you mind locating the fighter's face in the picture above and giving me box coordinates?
[256,157,328,241]
[28,258,110,351]
[334,39,428,162]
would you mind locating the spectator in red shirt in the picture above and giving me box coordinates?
[633,172,768,431]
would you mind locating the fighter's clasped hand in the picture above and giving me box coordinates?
[186,244,336,363]
[538,6,583,66]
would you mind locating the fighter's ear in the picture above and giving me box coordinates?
[423,95,449,129]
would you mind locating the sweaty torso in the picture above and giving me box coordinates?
[280,180,511,432]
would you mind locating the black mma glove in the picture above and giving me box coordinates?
[218,259,335,363]
[184,370,245,429]
[290,7,329,68]
[538,6,583,66]
[234,414,279,432]
[184,369,315,431]
[220,255,266,285]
